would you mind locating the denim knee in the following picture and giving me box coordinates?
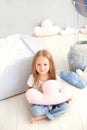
[31,105,49,117]
[46,102,69,120]
[62,102,69,111]
[31,105,40,116]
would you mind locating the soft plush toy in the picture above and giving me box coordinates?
[60,71,86,89]
[25,80,72,105]
[60,26,79,36]
[76,67,87,84]
[33,19,60,36]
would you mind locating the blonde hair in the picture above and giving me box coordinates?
[32,49,57,84]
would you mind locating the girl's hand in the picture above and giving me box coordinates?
[26,85,32,91]
[67,97,72,103]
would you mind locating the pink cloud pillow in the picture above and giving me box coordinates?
[25,80,72,105]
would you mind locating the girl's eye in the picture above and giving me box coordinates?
[38,64,41,66]
[44,64,47,66]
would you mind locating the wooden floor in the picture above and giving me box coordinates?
[0,33,87,130]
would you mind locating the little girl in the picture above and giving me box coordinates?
[26,49,69,123]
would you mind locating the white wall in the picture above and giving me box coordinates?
[0,0,87,38]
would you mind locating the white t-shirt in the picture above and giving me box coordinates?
[27,74,60,92]
[27,74,44,92]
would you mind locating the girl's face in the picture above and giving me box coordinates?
[35,56,50,75]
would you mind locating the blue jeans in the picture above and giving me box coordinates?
[31,102,69,120]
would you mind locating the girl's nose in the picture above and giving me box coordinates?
[40,65,44,71]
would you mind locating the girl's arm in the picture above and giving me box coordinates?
[26,74,34,91]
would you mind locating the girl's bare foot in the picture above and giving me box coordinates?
[31,115,48,123]
[31,116,37,123]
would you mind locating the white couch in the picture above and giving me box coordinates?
[0,34,42,100]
